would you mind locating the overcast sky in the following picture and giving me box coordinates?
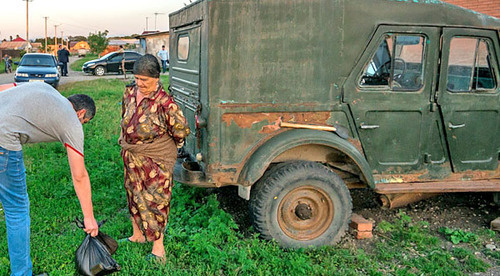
[0,0,191,41]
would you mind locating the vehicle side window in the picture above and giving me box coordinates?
[360,34,425,91]
[447,37,497,92]
[109,54,123,62]
[125,52,139,60]
[177,35,190,60]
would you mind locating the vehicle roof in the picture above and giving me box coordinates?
[171,0,500,30]
[346,0,500,30]
[22,53,54,57]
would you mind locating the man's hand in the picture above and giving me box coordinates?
[84,217,99,237]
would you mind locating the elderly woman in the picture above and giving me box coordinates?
[119,54,189,260]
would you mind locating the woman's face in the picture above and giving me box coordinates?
[135,74,159,96]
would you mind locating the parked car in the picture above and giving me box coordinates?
[82,51,142,76]
[77,49,87,58]
[14,53,59,88]
[171,0,500,248]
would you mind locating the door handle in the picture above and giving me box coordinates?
[360,123,380,129]
[448,122,465,129]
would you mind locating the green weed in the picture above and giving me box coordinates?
[439,227,479,245]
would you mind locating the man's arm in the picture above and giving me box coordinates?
[66,146,99,236]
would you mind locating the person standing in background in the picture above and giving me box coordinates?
[3,54,10,73]
[118,45,127,79]
[157,45,169,74]
[57,45,70,77]
[7,56,13,73]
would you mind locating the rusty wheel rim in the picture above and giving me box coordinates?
[277,185,334,241]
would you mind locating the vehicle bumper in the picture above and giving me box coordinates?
[82,67,94,74]
[173,158,213,187]
[14,77,59,87]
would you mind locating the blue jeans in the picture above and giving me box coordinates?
[0,147,32,276]
[161,59,168,73]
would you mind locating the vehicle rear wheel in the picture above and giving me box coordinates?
[249,161,352,248]
[94,66,105,76]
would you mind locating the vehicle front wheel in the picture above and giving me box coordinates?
[249,161,352,248]
[94,66,105,76]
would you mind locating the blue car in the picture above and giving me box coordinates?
[14,53,60,88]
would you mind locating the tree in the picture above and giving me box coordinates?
[69,35,87,42]
[88,30,109,56]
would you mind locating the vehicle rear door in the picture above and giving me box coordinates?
[437,28,500,171]
[170,21,202,157]
[345,26,447,174]
[107,53,122,73]
[124,52,139,71]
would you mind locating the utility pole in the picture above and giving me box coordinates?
[154,12,164,31]
[54,24,60,55]
[61,31,64,47]
[22,0,34,51]
[43,16,48,53]
[145,17,149,31]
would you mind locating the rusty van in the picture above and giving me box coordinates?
[170,0,500,248]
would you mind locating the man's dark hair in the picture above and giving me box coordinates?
[67,94,96,120]
[133,54,160,78]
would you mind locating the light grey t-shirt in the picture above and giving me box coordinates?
[0,82,84,155]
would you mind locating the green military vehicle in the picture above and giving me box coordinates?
[170,0,500,248]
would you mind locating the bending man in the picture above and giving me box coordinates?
[0,82,99,276]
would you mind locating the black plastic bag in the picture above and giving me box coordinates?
[95,231,118,255]
[75,219,121,276]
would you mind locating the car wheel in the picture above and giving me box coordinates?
[94,66,105,76]
[249,161,352,248]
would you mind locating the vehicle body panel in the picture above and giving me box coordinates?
[170,0,500,193]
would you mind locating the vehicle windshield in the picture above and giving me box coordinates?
[20,55,56,67]
[100,52,116,60]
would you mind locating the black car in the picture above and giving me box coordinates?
[14,53,60,88]
[82,51,142,76]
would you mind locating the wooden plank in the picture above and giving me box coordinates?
[375,179,500,194]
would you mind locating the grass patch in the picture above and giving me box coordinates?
[70,54,98,72]
[0,78,497,275]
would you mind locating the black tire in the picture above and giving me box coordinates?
[94,65,105,76]
[249,161,352,248]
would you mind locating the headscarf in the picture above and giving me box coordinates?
[133,54,161,78]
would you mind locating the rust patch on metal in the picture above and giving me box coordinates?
[375,165,500,184]
[379,193,441,209]
[206,163,239,184]
[347,138,364,154]
[221,112,332,134]
[218,102,319,109]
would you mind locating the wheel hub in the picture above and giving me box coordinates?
[277,185,334,241]
[295,203,312,220]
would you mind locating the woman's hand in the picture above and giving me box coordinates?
[84,217,99,237]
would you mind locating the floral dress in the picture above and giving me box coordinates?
[120,83,189,241]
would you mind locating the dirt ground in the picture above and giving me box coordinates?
[213,187,500,274]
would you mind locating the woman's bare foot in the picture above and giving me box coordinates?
[151,234,165,257]
[127,235,146,243]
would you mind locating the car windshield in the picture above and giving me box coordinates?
[100,52,116,60]
[20,55,56,67]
